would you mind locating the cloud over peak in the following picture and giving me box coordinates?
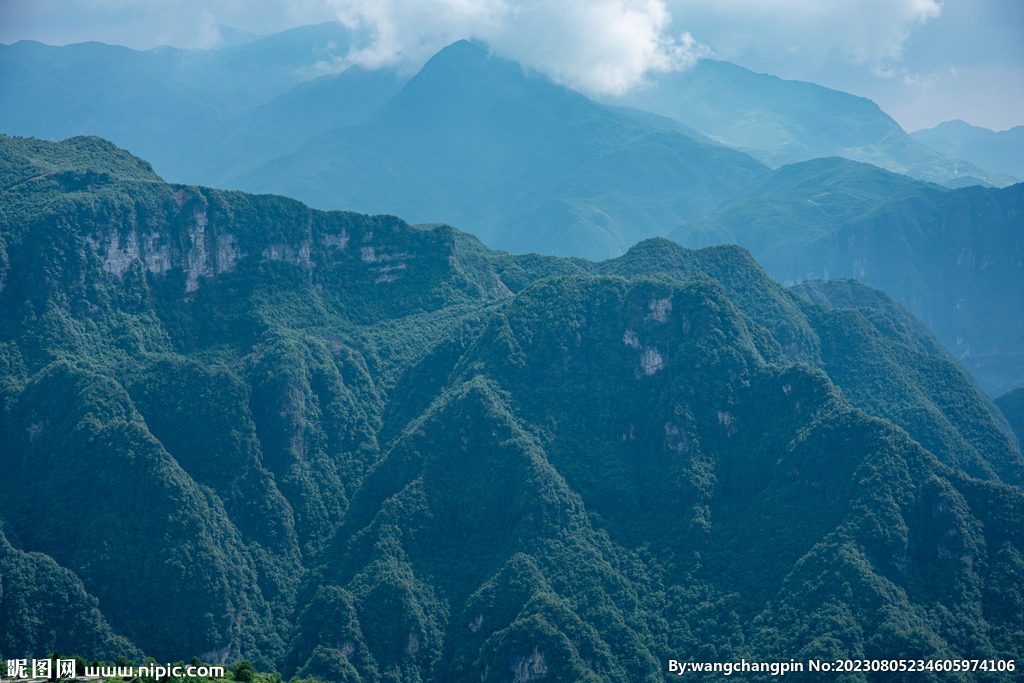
[331,0,710,95]
[0,0,959,100]
[308,0,948,93]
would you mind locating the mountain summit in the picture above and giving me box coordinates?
[228,40,768,260]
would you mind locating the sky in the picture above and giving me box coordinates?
[1,0,1021,132]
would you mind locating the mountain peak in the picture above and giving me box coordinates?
[431,38,485,58]
[912,119,996,145]
[0,134,163,187]
[410,38,502,81]
[389,39,532,105]
[367,38,599,140]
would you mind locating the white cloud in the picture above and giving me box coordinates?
[0,0,710,95]
[327,0,710,95]
[666,0,943,77]
[902,71,939,88]
[299,0,945,92]
[327,0,508,70]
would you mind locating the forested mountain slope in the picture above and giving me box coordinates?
[670,158,1024,395]
[1,136,1021,681]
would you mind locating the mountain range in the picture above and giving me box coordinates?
[912,120,1024,182]
[604,60,1019,188]
[225,40,769,260]
[1,134,1022,681]
[5,32,1020,381]
[3,29,1018,264]
[0,22,363,184]
[2,21,1023,680]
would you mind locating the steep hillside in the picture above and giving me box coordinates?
[605,59,1016,188]
[0,135,508,666]
[2,136,1021,680]
[0,512,143,661]
[229,41,769,261]
[300,273,1023,681]
[670,158,1024,395]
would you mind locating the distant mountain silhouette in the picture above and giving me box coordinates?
[912,119,1024,182]
[605,60,1017,188]
[229,41,768,260]
[194,65,407,188]
[0,22,361,182]
[669,157,1024,394]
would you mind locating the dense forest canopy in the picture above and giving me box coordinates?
[0,135,1021,682]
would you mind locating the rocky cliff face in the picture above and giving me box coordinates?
[84,208,242,291]
[76,188,421,297]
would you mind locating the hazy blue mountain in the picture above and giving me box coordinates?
[669,157,1024,395]
[214,24,266,48]
[1,33,765,262]
[2,137,1022,678]
[912,120,1024,182]
[10,27,1018,268]
[913,120,1012,148]
[604,59,1017,188]
[669,157,941,275]
[1,40,225,182]
[228,41,769,260]
[597,104,714,142]
[193,65,408,188]
[0,22,360,182]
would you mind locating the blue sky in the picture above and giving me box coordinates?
[1,0,1021,132]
